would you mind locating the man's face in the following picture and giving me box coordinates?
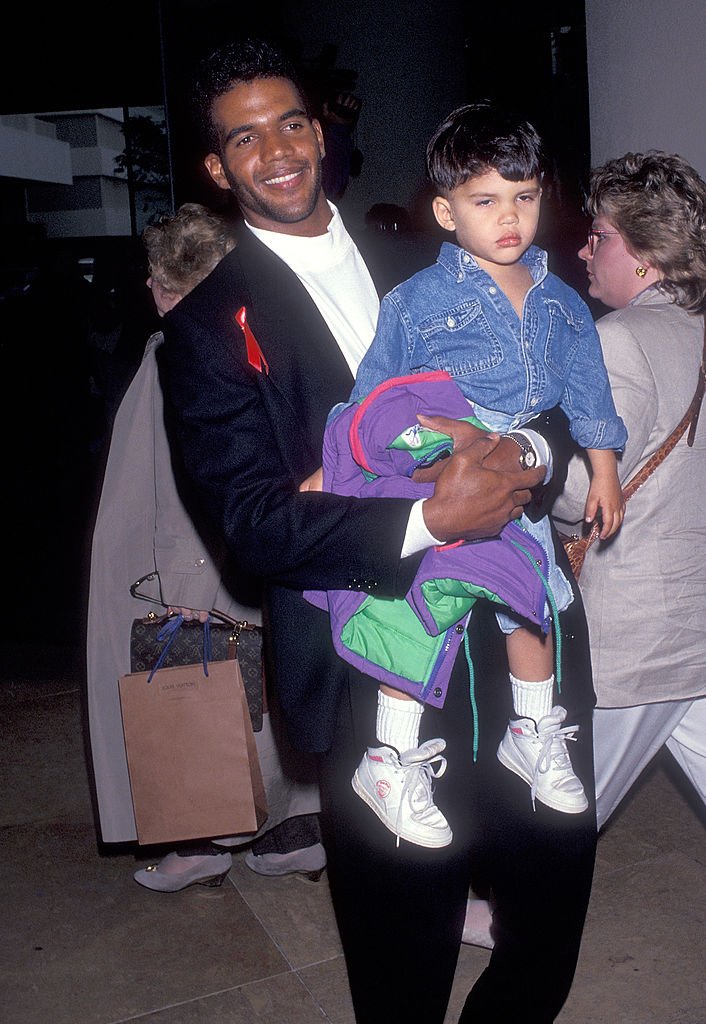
[432,169,542,274]
[204,77,330,236]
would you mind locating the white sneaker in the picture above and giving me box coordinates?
[496,706,588,814]
[351,738,453,848]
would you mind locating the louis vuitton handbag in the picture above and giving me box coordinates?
[129,572,264,731]
[130,611,264,732]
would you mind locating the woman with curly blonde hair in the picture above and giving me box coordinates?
[86,203,323,891]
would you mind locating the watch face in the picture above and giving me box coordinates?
[522,449,537,469]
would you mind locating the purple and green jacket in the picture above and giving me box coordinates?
[305,372,553,707]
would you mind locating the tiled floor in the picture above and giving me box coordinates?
[2,641,704,1024]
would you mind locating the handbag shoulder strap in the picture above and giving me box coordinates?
[686,316,706,447]
[568,317,706,565]
[622,315,706,502]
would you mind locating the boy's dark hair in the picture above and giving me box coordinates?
[194,37,310,154]
[426,102,544,194]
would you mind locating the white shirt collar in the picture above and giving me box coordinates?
[244,202,352,271]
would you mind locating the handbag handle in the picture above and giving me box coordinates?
[130,573,254,639]
[131,574,256,681]
[145,615,235,682]
[148,614,187,681]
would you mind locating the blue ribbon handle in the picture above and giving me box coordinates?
[147,614,185,682]
[203,619,212,677]
[147,614,217,682]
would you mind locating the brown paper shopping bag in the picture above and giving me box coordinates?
[118,658,268,845]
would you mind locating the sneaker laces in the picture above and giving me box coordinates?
[394,751,447,848]
[530,722,579,809]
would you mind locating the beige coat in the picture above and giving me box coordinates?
[86,333,320,844]
[552,288,706,708]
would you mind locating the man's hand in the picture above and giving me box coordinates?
[412,414,487,483]
[421,431,545,543]
[416,415,536,474]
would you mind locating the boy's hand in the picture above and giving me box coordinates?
[299,467,324,492]
[584,475,625,539]
[585,449,626,539]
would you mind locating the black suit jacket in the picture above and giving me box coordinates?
[159,224,431,751]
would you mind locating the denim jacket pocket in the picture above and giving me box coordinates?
[416,299,504,377]
[544,299,583,377]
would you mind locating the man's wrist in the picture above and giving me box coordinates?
[402,499,444,557]
[507,429,553,482]
[503,432,539,470]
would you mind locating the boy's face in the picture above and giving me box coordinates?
[432,169,542,273]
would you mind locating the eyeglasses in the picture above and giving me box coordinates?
[586,229,620,256]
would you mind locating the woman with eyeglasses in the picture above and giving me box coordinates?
[553,150,706,828]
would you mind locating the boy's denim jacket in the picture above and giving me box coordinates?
[351,242,627,451]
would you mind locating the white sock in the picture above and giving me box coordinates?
[510,674,554,722]
[376,690,423,752]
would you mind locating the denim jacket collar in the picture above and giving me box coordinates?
[436,240,548,285]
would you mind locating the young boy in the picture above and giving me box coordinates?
[306,103,627,846]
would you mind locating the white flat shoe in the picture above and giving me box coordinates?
[133,851,233,892]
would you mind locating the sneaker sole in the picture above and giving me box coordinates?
[351,770,453,848]
[496,741,589,814]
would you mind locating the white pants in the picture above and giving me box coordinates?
[594,696,706,830]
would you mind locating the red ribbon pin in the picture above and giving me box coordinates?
[235,306,269,375]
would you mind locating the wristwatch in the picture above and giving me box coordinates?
[504,432,538,470]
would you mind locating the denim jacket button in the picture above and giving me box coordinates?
[433,686,443,698]
[446,316,456,328]
[488,286,497,295]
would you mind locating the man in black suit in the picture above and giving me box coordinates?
[159,37,597,1024]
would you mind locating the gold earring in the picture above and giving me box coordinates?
[635,265,648,278]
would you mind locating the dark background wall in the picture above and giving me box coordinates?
[4,1,590,241]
